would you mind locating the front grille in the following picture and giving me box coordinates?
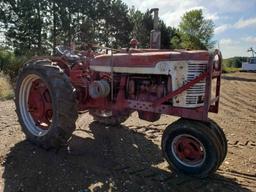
[185,63,207,106]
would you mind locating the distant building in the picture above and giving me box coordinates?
[242,48,256,71]
[242,57,256,71]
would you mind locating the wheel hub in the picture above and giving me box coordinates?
[172,134,205,167]
[28,79,52,128]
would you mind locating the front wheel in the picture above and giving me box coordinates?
[15,60,78,149]
[161,118,224,177]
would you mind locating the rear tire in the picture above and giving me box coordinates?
[89,109,130,126]
[15,59,78,149]
[161,118,223,178]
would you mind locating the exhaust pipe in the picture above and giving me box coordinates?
[150,8,161,49]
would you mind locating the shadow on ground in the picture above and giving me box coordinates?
[2,121,252,192]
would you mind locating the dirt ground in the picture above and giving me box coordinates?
[0,72,255,192]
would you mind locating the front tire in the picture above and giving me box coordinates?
[161,118,223,177]
[15,59,78,149]
[206,119,227,163]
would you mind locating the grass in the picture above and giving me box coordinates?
[0,72,14,101]
[222,67,241,73]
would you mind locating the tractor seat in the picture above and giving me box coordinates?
[55,46,80,64]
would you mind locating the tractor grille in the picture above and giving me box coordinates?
[185,63,207,106]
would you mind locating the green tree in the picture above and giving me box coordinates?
[0,49,15,71]
[179,9,215,50]
[223,57,248,68]
[97,0,133,48]
[1,0,49,55]
[129,8,149,47]
[170,28,183,49]
[129,8,173,49]
[160,23,178,49]
[1,0,198,55]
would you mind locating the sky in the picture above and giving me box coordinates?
[122,0,256,58]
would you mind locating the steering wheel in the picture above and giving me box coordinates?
[55,45,80,62]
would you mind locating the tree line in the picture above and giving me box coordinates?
[223,57,248,68]
[0,0,215,56]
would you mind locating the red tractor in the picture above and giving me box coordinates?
[15,9,226,178]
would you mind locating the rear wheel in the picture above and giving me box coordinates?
[15,60,78,149]
[89,109,130,126]
[161,118,223,177]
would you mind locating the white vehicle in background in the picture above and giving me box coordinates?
[242,48,256,71]
[242,57,256,71]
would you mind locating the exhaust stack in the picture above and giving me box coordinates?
[150,8,161,49]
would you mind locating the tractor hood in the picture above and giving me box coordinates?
[90,50,209,74]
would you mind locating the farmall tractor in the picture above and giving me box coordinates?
[15,9,227,177]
